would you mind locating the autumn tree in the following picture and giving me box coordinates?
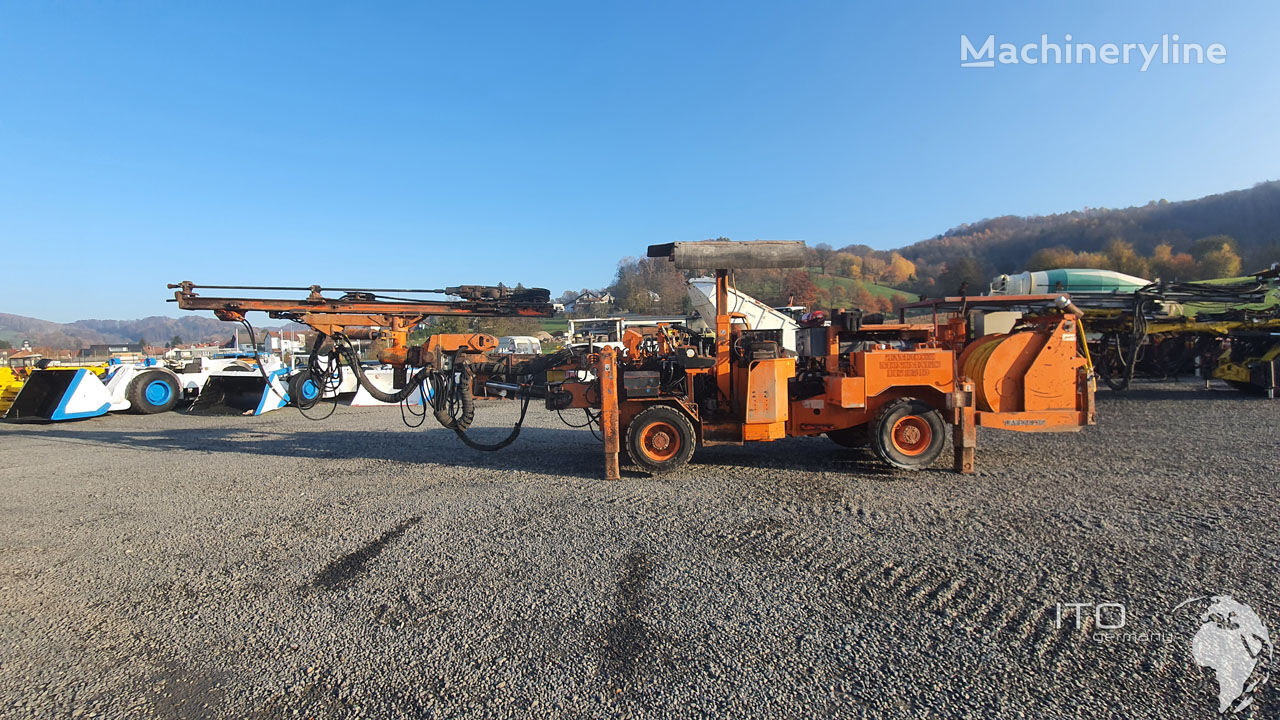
[862,256,888,283]
[883,252,916,286]
[835,252,862,279]
[610,256,688,313]
[1104,239,1151,278]
[810,243,835,274]
[1149,243,1197,280]
[1026,247,1078,271]
[851,285,875,310]
[934,257,985,296]
[782,270,819,307]
[1193,236,1242,278]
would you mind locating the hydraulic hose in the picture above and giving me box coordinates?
[295,332,331,412]
[326,335,556,451]
[333,339,436,405]
[431,357,476,431]
[450,397,530,451]
[237,319,290,406]
[434,356,528,451]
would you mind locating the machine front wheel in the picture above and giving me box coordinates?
[127,371,180,414]
[871,398,946,470]
[626,405,696,475]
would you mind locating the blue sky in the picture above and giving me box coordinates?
[2,1,1277,322]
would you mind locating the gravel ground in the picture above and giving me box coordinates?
[0,380,1277,719]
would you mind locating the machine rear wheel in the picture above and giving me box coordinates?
[626,405,696,475]
[127,371,180,414]
[871,398,945,470]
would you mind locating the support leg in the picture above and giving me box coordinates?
[598,346,621,480]
[951,382,976,474]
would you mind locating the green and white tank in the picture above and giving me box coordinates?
[989,269,1151,295]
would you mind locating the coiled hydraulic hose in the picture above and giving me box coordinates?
[432,350,536,451]
[310,333,582,452]
[326,334,531,446]
[331,339,436,405]
[296,332,342,420]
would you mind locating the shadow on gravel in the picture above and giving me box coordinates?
[693,436,900,476]
[8,425,609,477]
[312,515,422,590]
[14,424,961,483]
[600,547,672,691]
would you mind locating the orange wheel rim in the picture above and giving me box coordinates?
[890,416,932,456]
[640,421,681,462]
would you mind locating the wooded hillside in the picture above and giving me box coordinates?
[895,180,1280,297]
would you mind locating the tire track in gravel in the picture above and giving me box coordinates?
[983,567,1050,640]
[818,550,1106,672]
[698,476,1166,683]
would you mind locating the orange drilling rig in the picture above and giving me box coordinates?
[171,240,1096,478]
[538,241,1095,478]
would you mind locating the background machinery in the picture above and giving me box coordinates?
[4,359,189,420]
[992,266,1280,396]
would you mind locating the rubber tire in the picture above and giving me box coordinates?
[827,425,869,448]
[127,370,180,414]
[289,371,322,409]
[626,405,696,475]
[870,397,946,470]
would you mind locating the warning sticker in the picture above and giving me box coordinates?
[876,355,943,378]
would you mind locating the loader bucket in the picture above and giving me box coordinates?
[189,370,290,416]
[5,369,111,421]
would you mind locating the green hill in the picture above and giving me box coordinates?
[893,180,1280,297]
[808,272,916,303]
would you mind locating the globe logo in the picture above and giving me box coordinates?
[1170,595,1274,714]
